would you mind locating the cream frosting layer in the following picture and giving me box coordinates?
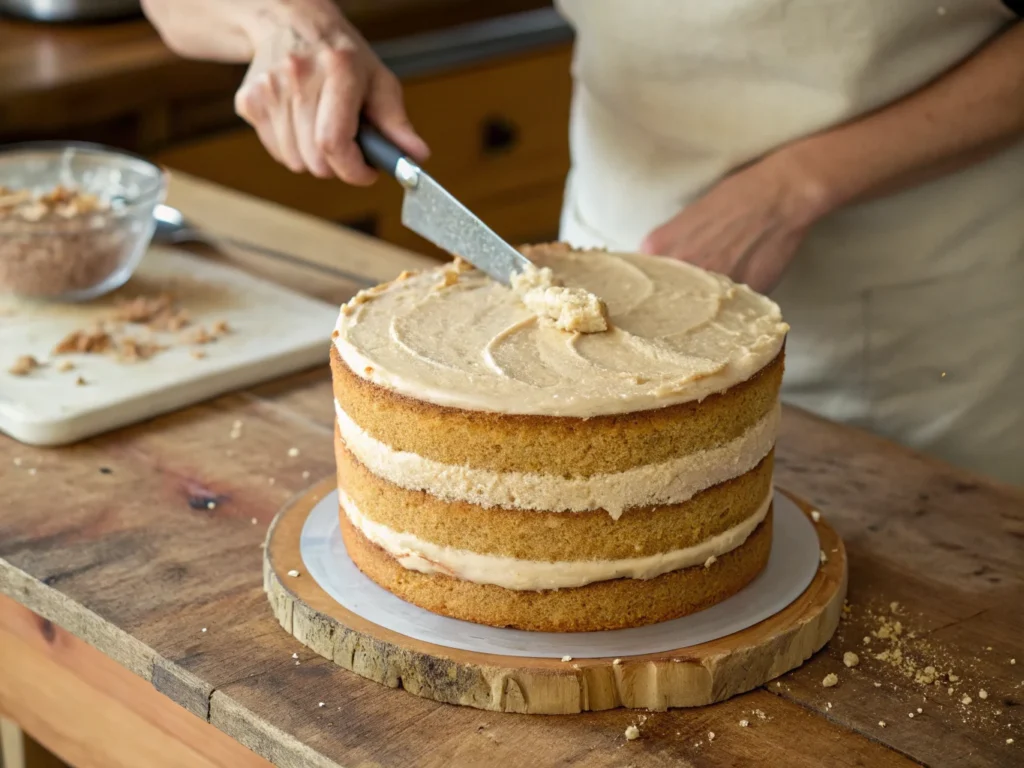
[335,400,779,519]
[341,487,772,590]
[334,245,788,417]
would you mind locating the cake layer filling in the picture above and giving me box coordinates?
[339,487,773,591]
[334,246,789,418]
[335,400,778,519]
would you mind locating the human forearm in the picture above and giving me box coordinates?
[141,0,344,62]
[778,22,1024,219]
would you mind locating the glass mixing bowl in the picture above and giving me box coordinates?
[0,142,166,302]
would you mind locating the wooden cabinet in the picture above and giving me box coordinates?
[156,44,573,259]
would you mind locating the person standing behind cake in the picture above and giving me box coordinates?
[142,0,1024,485]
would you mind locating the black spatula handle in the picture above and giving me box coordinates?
[356,123,405,177]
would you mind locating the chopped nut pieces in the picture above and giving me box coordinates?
[707,731,715,742]
[843,652,860,668]
[0,183,128,298]
[8,355,40,376]
[287,569,300,578]
[739,719,749,727]
[879,721,887,728]
[703,555,717,568]
[978,689,988,700]
[822,673,839,688]
[624,725,640,741]
[962,694,972,705]
[54,326,113,355]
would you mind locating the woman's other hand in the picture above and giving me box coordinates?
[639,152,831,294]
[234,8,429,184]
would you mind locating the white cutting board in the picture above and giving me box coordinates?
[0,245,340,446]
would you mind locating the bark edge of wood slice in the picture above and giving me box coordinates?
[263,477,847,714]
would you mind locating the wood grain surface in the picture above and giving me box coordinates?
[1,173,1021,767]
[264,481,847,714]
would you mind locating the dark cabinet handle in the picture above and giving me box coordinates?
[481,116,518,154]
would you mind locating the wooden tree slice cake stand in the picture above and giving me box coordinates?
[264,477,847,715]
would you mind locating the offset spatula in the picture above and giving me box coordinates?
[356,124,533,285]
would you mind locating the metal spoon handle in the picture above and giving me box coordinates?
[207,234,377,287]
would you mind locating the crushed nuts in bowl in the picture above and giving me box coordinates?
[0,142,166,301]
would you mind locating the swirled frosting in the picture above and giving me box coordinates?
[334,246,788,417]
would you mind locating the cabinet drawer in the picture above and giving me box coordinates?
[156,44,572,255]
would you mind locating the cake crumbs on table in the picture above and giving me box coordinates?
[739,719,749,727]
[75,376,87,386]
[560,655,573,662]
[56,359,75,372]
[822,673,839,688]
[844,651,860,668]
[288,447,300,457]
[624,725,640,741]
[979,689,988,699]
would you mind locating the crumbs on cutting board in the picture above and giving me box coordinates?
[6,292,234,378]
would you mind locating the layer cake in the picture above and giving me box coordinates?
[331,244,788,632]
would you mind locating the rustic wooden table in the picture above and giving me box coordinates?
[1,174,1021,768]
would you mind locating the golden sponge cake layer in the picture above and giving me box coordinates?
[331,345,782,477]
[336,432,773,561]
[340,511,773,632]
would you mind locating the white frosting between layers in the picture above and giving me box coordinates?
[341,487,772,591]
[335,400,779,519]
[334,248,788,418]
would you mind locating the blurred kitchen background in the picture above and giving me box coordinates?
[0,0,573,261]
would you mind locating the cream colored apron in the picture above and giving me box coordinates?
[556,0,1024,484]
